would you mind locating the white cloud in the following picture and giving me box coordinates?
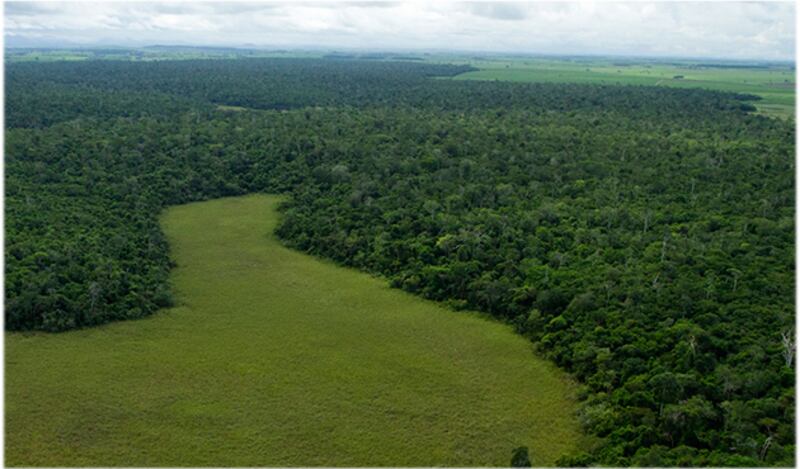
[3,1,796,60]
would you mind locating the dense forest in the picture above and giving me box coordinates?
[5,58,794,466]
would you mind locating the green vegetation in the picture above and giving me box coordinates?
[6,57,795,466]
[442,57,795,119]
[4,46,323,63]
[7,47,792,117]
[6,194,581,466]
[5,46,438,64]
[215,104,250,112]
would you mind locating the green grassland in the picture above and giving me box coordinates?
[215,104,250,112]
[440,56,795,119]
[6,194,582,466]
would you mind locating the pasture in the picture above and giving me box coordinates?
[6,194,582,466]
[443,57,795,119]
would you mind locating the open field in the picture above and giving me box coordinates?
[215,104,250,112]
[438,56,795,119]
[6,194,582,466]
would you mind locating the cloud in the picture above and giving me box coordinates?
[5,2,57,15]
[344,2,402,8]
[4,1,796,60]
[465,2,528,21]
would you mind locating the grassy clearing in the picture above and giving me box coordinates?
[215,104,250,112]
[440,57,795,119]
[6,194,582,466]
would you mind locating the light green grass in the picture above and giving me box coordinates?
[6,194,582,466]
[439,57,795,119]
[215,104,250,112]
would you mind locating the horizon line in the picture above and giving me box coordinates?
[4,42,797,64]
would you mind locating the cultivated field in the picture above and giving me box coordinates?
[6,195,582,466]
[442,57,795,119]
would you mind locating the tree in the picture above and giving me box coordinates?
[780,328,794,368]
[511,446,532,467]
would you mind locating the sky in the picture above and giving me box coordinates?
[4,1,797,61]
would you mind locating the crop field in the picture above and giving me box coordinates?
[5,194,582,467]
[440,57,795,119]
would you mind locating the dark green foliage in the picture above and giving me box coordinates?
[5,58,794,466]
[511,446,532,467]
[7,58,755,128]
